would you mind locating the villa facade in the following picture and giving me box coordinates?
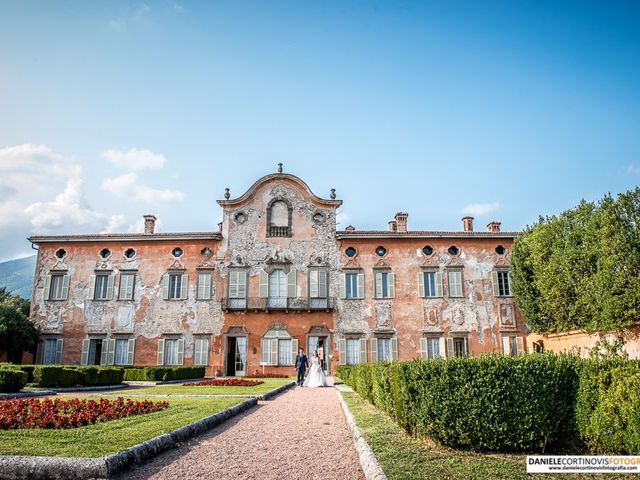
[28,167,527,375]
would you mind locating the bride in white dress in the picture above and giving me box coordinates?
[303,351,328,387]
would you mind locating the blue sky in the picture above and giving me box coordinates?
[0,0,639,260]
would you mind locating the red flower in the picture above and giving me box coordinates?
[183,378,264,387]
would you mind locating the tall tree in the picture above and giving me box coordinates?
[511,188,640,334]
[0,289,38,363]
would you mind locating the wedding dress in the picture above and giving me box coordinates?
[303,357,328,387]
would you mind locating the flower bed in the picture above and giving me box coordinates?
[243,373,289,379]
[0,397,169,429]
[183,378,264,387]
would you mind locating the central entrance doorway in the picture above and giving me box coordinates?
[307,335,330,374]
[225,336,247,376]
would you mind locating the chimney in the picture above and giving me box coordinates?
[388,220,397,232]
[143,214,157,235]
[218,222,223,231]
[394,212,408,233]
[345,225,356,232]
[487,221,501,233]
[462,216,474,232]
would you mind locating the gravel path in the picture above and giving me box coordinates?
[119,384,365,480]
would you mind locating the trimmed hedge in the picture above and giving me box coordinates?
[0,364,35,383]
[0,369,28,393]
[337,354,640,454]
[33,366,125,388]
[123,366,205,382]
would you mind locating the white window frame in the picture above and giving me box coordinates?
[346,339,360,365]
[48,274,69,301]
[168,274,183,300]
[448,269,464,298]
[197,271,213,300]
[118,272,135,300]
[114,338,128,365]
[94,274,110,300]
[345,272,359,299]
[193,337,210,365]
[42,339,58,364]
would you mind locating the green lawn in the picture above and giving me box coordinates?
[0,396,244,458]
[341,391,629,480]
[109,377,293,397]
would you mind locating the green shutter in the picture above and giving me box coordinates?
[198,273,211,300]
[61,275,70,300]
[238,271,247,298]
[418,272,425,297]
[162,274,170,300]
[309,270,319,298]
[446,337,455,358]
[438,337,446,358]
[375,272,382,299]
[157,339,165,365]
[88,275,96,300]
[127,339,136,365]
[44,275,52,300]
[370,338,378,362]
[357,273,365,299]
[180,274,188,299]
[55,339,64,364]
[492,271,500,296]
[100,341,108,365]
[391,337,398,361]
[507,271,513,296]
[435,271,443,297]
[107,339,116,365]
[228,271,238,298]
[516,336,524,355]
[388,272,395,298]
[287,269,297,298]
[359,338,367,363]
[291,338,298,365]
[420,337,428,359]
[106,275,115,300]
[259,270,269,298]
[318,271,327,298]
[338,338,346,365]
[177,338,185,365]
[80,339,90,365]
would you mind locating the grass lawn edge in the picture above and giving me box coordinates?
[0,396,258,480]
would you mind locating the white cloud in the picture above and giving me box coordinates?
[627,164,640,175]
[336,211,349,226]
[0,144,130,259]
[462,201,500,217]
[102,147,166,171]
[101,172,184,205]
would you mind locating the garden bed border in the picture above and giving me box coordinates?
[0,397,258,480]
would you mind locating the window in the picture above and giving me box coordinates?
[453,337,468,357]
[47,274,69,300]
[162,339,183,366]
[119,273,135,300]
[93,274,112,300]
[228,270,247,309]
[261,328,295,366]
[377,338,391,361]
[346,339,360,365]
[172,247,183,258]
[99,248,111,259]
[55,248,67,259]
[309,270,328,308]
[422,245,433,256]
[492,270,512,297]
[163,273,187,300]
[197,271,212,300]
[114,339,129,365]
[419,270,442,297]
[267,199,291,237]
[426,337,440,359]
[194,338,210,365]
[345,247,357,258]
[502,336,523,356]
[448,270,463,297]
[448,246,459,256]
[374,271,395,299]
[375,246,387,257]
[124,248,136,259]
[344,272,362,299]
[268,270,287,308]
[42,339,61,364]
[495,245,505,255]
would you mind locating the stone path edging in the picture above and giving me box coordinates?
[101,381,296,400]
[258,381,295,400]
[0,397,258,480]
[337,389,388,480]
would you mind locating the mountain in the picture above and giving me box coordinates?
[0,255,36,299]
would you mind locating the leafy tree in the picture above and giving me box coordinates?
[0,289,38,363]
[511,187,640,334]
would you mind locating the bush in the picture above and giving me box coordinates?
[33,366,124,388]
[342,354,581,452]
[0,364,35,383]
[0,369,28,392]
[123,366,205,382]
[576,361,640,454]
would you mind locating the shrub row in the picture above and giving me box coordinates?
[0,369,28,393]
[123,366,205,382]
[33,366,125,388]
[337,355,640,454]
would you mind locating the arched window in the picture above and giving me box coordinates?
[261,326,297,366]
[267,197,292,237]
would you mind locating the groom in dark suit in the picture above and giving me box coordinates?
[295,348,308,386]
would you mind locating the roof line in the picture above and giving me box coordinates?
[28,232,222,243]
